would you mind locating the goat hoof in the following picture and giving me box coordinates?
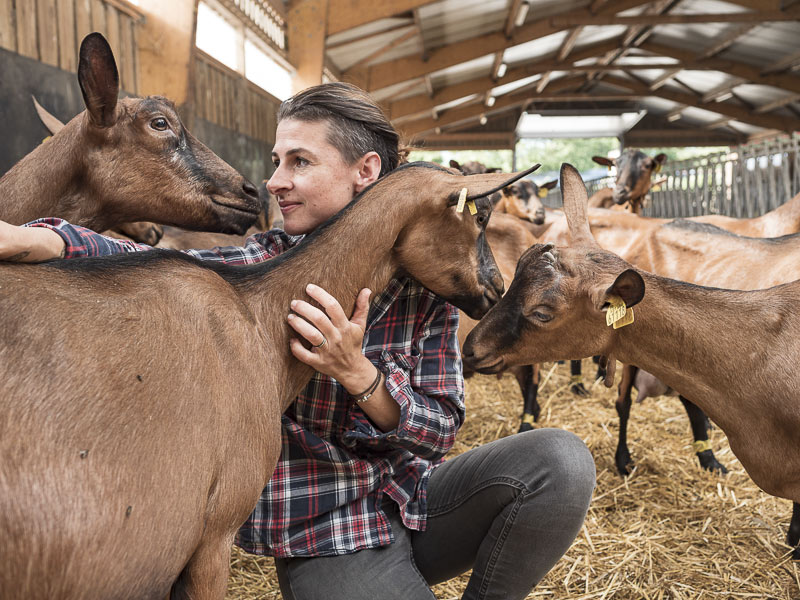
[615,454,633,477]
[595,369,606,382]
[570,382,590,397]
[697,451,728,474]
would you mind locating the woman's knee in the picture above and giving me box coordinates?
[511,428,596,501]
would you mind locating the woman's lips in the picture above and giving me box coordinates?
[279,202,301,214]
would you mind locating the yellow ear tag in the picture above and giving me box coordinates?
[613,307,634,329]
[654,163,662,173]
[606,296,627,327]
[537,188,548,199]
[467,199,477,215]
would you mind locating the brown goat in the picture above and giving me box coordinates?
[0,162,541,599]
[0,33,261,235]
[463,163,800,559]
[590,150,667,214]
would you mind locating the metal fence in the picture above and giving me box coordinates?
[542,133,800,218]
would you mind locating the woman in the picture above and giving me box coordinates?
[0,82,595,599]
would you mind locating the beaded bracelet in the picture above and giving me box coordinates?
[350,369,383,404]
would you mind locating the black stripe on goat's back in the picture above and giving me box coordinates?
[42,248,276,286]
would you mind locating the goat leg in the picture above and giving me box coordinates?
[516,363,540,432]
[569,359,590,396]
[593,354,606,382]
[787,502,800,559]
[678,396,728,474]
[170,537,232,600]
[614,364,638,476]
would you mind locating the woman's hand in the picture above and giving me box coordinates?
[288,284,376,392]
[0,221,66,262]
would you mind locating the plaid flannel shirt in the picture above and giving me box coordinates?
[27,218,465,558]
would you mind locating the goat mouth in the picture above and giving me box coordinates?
[211,195,261,216]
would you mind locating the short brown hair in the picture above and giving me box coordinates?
[277,82,401,178]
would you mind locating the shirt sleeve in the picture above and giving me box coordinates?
[25,218,297,264]
[26,218,151,257]
[347,297,465,462]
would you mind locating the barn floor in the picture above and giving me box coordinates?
[225,359,800,599]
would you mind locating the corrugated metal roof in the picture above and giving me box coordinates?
[325,0,800,145]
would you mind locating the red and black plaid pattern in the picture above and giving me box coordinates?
[28,218,465,558]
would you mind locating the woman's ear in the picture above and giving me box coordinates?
[353,152,382,192]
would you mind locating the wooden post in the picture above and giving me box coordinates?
[288,0,328,93]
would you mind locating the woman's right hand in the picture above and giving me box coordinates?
[0,221,66,262]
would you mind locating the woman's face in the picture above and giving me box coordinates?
[268,118,372,236]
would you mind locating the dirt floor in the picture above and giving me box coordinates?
[225,359,800,599]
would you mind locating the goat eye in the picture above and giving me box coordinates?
[476,214,487,225]
[150,117,169,131]
[532,311,552,322]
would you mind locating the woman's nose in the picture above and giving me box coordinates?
[267,165,290,194]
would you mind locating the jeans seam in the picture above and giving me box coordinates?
[426,476,527,518]
[476,490,527,599]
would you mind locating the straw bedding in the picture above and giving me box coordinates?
[225,360,799,599]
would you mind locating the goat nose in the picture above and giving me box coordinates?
[242,180,258,198]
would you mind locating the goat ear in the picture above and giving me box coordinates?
[654,153,667,165]
[560,163,595,246]
[486,167,503,173]
[78,33,119,128]
[605,269,645,308]
[449,159,461,170]
[592,156,614,167]
[542,179,558,190]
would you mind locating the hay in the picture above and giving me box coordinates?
[225,360,799,599]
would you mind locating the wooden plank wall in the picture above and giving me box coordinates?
[194,50,280,144]
[0,0,140,93]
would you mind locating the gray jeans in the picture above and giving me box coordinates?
[275,428,595,600]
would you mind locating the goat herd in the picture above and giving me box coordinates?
[1,32,798,599]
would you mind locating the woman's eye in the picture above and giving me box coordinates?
[150,117,168,131]
[296,157,309,166]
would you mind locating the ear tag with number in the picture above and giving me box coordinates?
[456,188,468,213]
[613,307,634,329]
[537,188,548,198]
[467,199,477,215]
[606,295,627,327]
[654,163,662,173]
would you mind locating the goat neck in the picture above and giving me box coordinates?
[0,114,93,225]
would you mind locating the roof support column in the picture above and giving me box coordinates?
[288,0,329,93]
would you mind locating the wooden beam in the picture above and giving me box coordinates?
[504,0,524,37]
[754,93,800,114]
[649,67,681,91]
[640,40,800,95]
[549,11,798,27]
[350,0,653,91]
[343,28,418,72]
[386,38,620,119]
[558,26,583,61]
[725,0,780,10]
[289,0,328,92]
[326,22,411,50]
[762,49,800,75]
[326,0,437,36]
[536,72,552,93]
[700,78,747,103]
[699,23,757,59]
[603,74,800,132]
